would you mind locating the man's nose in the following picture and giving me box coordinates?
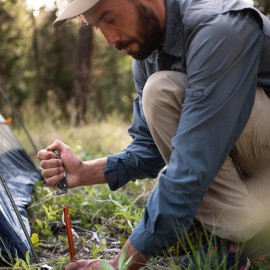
[101,28,120,45]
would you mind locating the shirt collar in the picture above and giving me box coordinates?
[162,0,182,57]
[146,0,182,62]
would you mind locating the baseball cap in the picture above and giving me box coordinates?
[53,0,101,27]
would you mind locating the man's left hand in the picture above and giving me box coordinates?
[65,259,113,270]
[64,239,151,270]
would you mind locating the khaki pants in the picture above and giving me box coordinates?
[142,71,270,243]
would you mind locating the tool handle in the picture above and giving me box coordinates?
[51,149,68,195]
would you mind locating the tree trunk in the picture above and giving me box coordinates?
[71,25,93,126]
[32,13,43,105]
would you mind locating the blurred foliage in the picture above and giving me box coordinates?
[0,0,268,125]
[0,0,134,125]
[255,0,270,14]
[0,0,32,109]
[91,32,134,122]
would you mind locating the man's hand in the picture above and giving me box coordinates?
[37,139,108,188]
[37,139,83,188]
[65,239,151,270]
[64,259,107,270]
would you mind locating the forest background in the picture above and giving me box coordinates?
[0,0,269,127]
[0,0,136,129]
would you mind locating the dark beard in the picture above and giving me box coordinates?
[116,1,163,60]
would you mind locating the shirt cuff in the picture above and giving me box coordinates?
[105,153,130,191]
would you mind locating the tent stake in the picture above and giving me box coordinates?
[63,207,77,261]
[0,173,40,264]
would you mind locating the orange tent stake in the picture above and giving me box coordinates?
[63,207,77,261]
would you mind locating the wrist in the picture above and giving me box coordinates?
[113,239,150,270]
[74,160,85,187]
[74,158,107,187]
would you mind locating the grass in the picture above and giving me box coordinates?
[3,117,270,269]
[17,117,156,268]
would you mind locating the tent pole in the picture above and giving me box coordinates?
[0,173,40,264]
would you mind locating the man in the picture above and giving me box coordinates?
[37,0,270,269]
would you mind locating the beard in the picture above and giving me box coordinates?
[115,1,163,60]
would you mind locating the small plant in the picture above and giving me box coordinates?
[11,251,31,270]
[30,233,40,247]
[100,247,133,270]
[32,205,61,238]
[90,242,106,259]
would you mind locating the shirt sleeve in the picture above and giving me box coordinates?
[105,61,165,191]
[130,11,264,255]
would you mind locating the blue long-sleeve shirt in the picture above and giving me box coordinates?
[104,0,270,255]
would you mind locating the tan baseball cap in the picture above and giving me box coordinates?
[53,0,101,27]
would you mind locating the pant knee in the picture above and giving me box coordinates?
[142,71,187,122]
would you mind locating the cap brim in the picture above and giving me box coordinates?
[53,0,100,27]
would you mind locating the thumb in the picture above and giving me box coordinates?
[65,260,95,270]
[46,139,66,152]
[64,261,77,270]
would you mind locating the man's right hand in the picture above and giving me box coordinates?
[37,139,83,189]
[37,139,108,189]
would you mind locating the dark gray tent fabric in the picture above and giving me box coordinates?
[0,115,40,262]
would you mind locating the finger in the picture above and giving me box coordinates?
[65,260,100,270]
[46,139,66,152]
[37,149,55,160]
[40,164,64,177]
[40,164,64,183]
[40,159,63,170]
[64,262,78,270]
[42,173,66,187]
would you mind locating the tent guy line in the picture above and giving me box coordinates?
[0,173,40,264]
